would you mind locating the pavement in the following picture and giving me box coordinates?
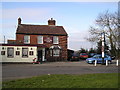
[2,60,119,81]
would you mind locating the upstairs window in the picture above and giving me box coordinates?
[7,47,14,58]
[53,36,59,44]
[24,35,30,44]
[38,36,43,44]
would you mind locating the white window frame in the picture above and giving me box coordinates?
[24,35,30,44]
[53,36,59,44]
[22,48,28,58]
[7,47,14,58]
[38,36,43,44]
[1,51,5,55]
[29,51,34,56]
[50,49,53,56]
[53,49,60,56]
[16,51,20,56]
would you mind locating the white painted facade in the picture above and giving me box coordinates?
[0,45,38,63]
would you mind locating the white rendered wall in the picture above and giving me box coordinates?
[0,46,37,63]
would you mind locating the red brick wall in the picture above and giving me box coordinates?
[16,34,24,44]
[16,34,68,61]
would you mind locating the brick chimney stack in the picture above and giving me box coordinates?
[18,17,21,25]
[48,18,56,26]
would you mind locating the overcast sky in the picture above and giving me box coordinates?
[1,2,118,50]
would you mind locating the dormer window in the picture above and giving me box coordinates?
[24,35,30,44]
[53,36,59,44]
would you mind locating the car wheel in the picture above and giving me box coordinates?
[92,60,95,64]
[108,60,112,64]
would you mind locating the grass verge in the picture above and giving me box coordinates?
[3,73,118,88]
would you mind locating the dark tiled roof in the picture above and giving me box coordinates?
[16,24,67,36]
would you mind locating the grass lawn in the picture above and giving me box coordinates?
[3,73,118,88]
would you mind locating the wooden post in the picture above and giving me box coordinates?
[95,60,97,66]
[101,32,105,65]
[116,60,118,66]
[106,60,108,66]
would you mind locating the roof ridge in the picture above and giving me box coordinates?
[20,24,62,27]
[21,24,46,26]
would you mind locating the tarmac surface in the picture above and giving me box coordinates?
[2,60,119,81]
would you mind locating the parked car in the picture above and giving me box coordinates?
[70,53,80,61]
[88,53,96,57]
[86,54,112,64]
[107,54,115,60]
[80,53,88,59]
[111,55,115,60]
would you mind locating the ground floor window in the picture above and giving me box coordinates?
[50,49,53,56]
[22,48,28,57]
[53,49,60,56]
[16,51,20,55]
[7,47,14,58]
[29,51,34,55]
[1,51,5,55]
[49,46,61,57]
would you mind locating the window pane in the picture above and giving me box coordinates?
[53,36,59,44]
[1,51,5,55]
[22,48,28,57]
[50,50,52,56]
[29,51,34,55]
[16,51,20,55]
[53,49,60,56]
[7,47,14,58]
[38,36,43,44]
[24,35,30,44]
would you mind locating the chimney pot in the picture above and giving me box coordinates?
[48,18,56,26]
[18,17,21,25]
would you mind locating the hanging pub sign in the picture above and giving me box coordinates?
[44,36,53,43]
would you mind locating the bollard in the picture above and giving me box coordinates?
[116,60,118,66]
[106,60,108,66]
[95,60,97,66]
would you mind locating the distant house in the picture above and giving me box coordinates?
[0,18,68,63]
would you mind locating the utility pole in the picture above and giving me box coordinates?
[101,32,105,65]
[4,36,5,44]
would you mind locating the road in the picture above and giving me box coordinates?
[2,60,119,81]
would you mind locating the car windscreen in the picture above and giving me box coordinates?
[80,53,87,55]
[93,55,102,58]
[90,53,96,56]
[93,54,110,58]
[73,53,79,56]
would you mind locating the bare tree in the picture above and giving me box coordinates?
[87,10,119,57]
